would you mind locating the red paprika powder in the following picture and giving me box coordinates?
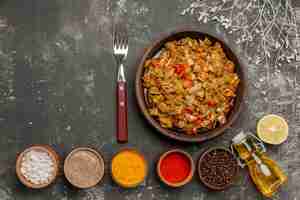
[159,152,191,183]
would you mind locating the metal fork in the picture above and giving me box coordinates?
[113,23,128,143]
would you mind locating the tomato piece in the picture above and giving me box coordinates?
[207,100,217,107]
[183,107,193,114]
[183,79,193,88]
[151,59,161,68]
[183,73,192,81]
[173,64,189,77]
[175,66,184,76]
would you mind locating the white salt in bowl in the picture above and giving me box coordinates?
[16,145,59,189]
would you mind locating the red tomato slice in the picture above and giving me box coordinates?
[174,64,188,77]
[151,60,160,68]
[183,79,193,88]
[183,107,193,114]
[207,100,217,107]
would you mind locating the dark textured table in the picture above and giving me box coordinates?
[0,0,299,199]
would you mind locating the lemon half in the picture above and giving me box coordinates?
[257,114,289,145]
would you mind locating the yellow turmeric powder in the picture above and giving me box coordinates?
[111,149,147,188]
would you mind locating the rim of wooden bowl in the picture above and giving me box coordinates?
[157,149,195,187]
[63,147,105,189]
[135,29,245,143]
[16,145,59,189]
[111,148,148,188]
[197,147,239,190]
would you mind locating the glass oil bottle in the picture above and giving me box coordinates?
[231,131,287,198]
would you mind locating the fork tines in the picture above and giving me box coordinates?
[113,23,128,52]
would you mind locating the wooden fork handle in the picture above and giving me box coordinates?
[117,81,128,143]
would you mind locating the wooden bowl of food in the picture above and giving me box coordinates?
[16,145,59,189]
[157,149,195,187]
[135,29,245,142]
[64,147,105,189]
[111,148,148,188]
[197,147,239,190]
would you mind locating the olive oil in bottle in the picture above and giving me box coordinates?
[231,131,287,198]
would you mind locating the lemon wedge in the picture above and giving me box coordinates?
[257,114,288,145]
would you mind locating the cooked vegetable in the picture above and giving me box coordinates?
[142,37,240,134]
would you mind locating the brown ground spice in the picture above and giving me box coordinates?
[64,149,104,188]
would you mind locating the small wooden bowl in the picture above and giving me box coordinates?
[64,147,105,189]
[16,145,59,189]
[157,149,195,187]
[111,148,148,188]
[135,29,245,142]
[197,147,239,190]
